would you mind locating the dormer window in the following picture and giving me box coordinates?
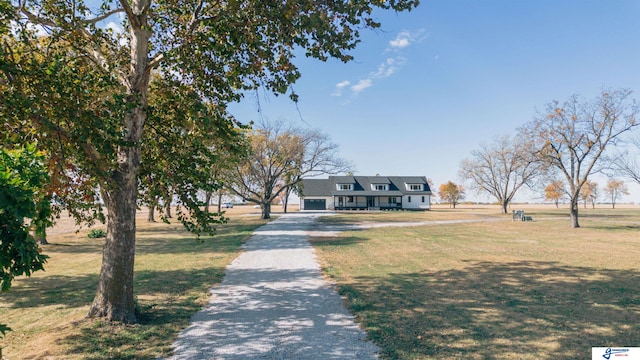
[407,184,423,191]
[337,184,353,191]
[372,184,388,191]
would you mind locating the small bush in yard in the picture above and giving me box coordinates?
[87,229,106,238]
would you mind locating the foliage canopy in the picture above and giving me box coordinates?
[0,144,49,293]
[4,0,420,322]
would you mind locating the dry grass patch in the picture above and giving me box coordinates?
[310,206,640,359]
[0,213,266,359]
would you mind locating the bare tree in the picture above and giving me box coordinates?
[230,120,352,219]
[614,136,640,184]
[460,134,541,214]
[520,89,639,228]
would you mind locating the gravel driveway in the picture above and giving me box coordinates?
[168,213,379,359]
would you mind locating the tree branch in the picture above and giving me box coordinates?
[187,0,207,32]
[148,53,164,70]
[81,8,126,25]
[16,7,56,27]
[74,27,129,86]
[30,113,107,176]
[118,0,137,27]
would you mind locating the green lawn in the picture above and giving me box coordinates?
[0,214,266,359]
[310,205,640,360]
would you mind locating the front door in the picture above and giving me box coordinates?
[338,197,344,207]
[367,196,375,208]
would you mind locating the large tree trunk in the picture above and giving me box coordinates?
[501,200,508,214]
[33,227,48,245]
[217,192,223,214]
[88,154,139,323]
[87,6,150,323]
[204,191,212,214]
[262,202,271,219]
[570,197,580,228]
[147,203,156,222]
[164,200,172,218]
[283,188,290,213]
[33,195,51,244]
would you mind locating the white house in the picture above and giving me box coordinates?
[299,176,432,211]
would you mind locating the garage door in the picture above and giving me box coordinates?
[304,199,326,210]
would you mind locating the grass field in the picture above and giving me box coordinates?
[2,204,638,359]
[310,204,640,360]
[0,205,267,359]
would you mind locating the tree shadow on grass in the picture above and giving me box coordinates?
[315,215,363,226]
[309,235,372,247]
[1,273,98,308]
[135,232,246,255]
[43,242,103,255]
[52,267,227,359]
[341,261,640,360]
[579,212,637,219]
[2,266,225,310]
[41,230,245,257]
[585,224,640,231]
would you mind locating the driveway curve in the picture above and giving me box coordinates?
[168,213,379,359]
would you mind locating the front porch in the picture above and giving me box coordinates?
[333,195,402,210]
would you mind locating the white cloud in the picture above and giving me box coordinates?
[337,57,407,98]
[351,79,373,94]
[387,29,427,51]
[389,31,412,49]
[331,80,351,96]
[389,34,410,49]
[372,57,406,79]
[373,58,396,78]
[105,21,124,34]
[333,29,424,101]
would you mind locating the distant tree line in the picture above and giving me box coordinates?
[456,89,640,228]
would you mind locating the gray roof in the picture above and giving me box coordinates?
[332,176,356,184]
[299,178,334,197]
[300,176,432,197]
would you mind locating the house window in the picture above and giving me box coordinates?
[389,197,397,204]
[408,196,412,203]
[422,196,425,202]
[409,184,422,191]
[337,184,353,190]
[372,184,388,191]
[348,196,354,202]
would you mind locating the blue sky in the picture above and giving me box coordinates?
[228,0,640,203]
